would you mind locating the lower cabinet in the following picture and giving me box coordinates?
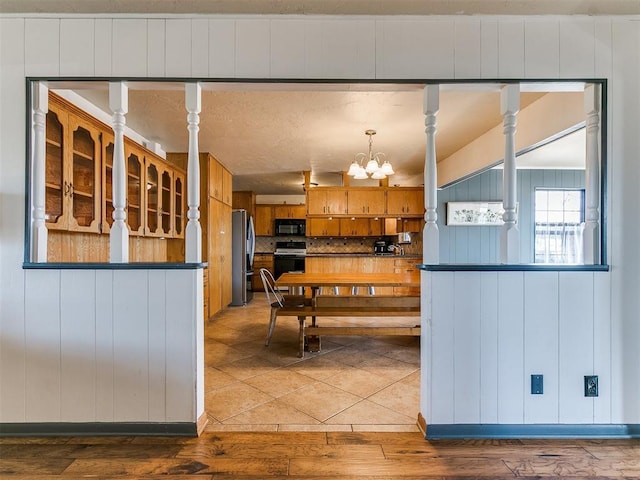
[207,197,232,318]
[305,256,420,296]
[252,254,274,291]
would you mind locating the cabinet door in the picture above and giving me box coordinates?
[209,157,222,201]
[126,146,145,236]
[221,165,232,206]
[45,105,69,230]
[173,171,185,238]
[220,203,233,307]
[159,167,173,237]
[306,189,327,215]
[347,189,385,215]
[325,189,347,215]
[255,205,274,236]
[308,218,340,236]
[145,159,161,237]
[274,204,306,219]
[386,188,424,215]
[368,218,384,236]
[102,134,114,234]
[68,115,101,233]
[307,189,346,215]
[208,198,222,315]
[339,218,370,236]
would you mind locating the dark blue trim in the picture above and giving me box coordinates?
[417,263,609,272]
[23,262,207,270]
[0,422,197,437]
[426,424,640,439]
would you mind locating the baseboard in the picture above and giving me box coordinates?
[196,412,209,436]
[425,423,640,439]
[0,422,199,437]
[416,412,427,436]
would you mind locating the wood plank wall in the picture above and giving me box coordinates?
[1,14,638,427]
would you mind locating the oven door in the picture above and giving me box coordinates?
[273,255,305,281]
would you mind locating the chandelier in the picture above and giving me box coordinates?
[347,129,394,180]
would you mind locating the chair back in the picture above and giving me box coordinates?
[260,268,284,307]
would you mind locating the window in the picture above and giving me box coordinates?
[534,188,585,263]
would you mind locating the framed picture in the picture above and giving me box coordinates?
[446,201,507,226]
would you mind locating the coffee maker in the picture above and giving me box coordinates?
[373,240,390,255]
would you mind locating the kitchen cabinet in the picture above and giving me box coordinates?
[393,257,421,295]
[167,151,232,317]
[305,256,395,295]
[102,136,146,236]
[384,217,423,235]
[386,187,424,216]
[274,204,306,219]
[307,188,347,215]
[209,158,233,206]
[45,98,101,233]
[338,218,383,236]
[307,217,340,237]
[347,189,386,215]
[232,191,256,219]
[252,253,274,291]
[255,204,275,236]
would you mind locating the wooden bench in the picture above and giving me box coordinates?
[275,295,421,357]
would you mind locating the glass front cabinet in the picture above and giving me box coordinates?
[46,92,187,243]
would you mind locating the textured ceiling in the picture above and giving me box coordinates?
[60,81,564,194]
[1,0,639,15]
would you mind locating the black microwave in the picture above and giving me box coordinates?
[275,219,306,236]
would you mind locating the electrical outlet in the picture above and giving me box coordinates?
[584,375,599,397]
[531,374,543,394]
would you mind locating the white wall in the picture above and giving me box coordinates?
[1,13,639,428]
[423,270,612,425]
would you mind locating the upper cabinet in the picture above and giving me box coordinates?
[209,157,232,206]
[45,98,101,233]
[306,186,424,219]
[307,189,347,215]
[255,205,274,236]
[274,204,306,219]
[346,189,386,216]
[385,188,424,216]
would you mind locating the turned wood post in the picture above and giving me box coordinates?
[109,82,129,263]
[31,81,48,262]
[422,85,440,264]
[583,83,601,265]
[500,84,520,264]
[185,82,202,263]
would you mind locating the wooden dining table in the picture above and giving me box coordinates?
[275,271,421,301]
[274,271,422,356]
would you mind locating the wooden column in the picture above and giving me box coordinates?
[423,85,439,264]
[31,81,48,262]
[583,83,601,265]
[500,84,520,264]
[109,82,129,263]
[185,82,202,263]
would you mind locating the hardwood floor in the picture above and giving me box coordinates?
[2,432,640,478]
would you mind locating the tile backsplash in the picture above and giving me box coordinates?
[255,235,422,255]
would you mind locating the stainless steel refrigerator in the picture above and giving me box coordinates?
[230,209,255,306]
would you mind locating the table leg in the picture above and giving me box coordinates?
[297,315,306,358]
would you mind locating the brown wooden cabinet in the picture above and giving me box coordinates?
[384,217,424,234]
[255,204,275,236]
[347,189,386,215]
[167,151,233,318]
[386,187,424,216]
[252,253,274,291]
[45,97,101,233]
[274,204,306,219]
[307,217,340,237]
[338,218,383,236]
[232,191,256,219]
[307,188,347,215]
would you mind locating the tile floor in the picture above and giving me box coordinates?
[204,292,421,433]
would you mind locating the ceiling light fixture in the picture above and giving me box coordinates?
[347,129,394,180]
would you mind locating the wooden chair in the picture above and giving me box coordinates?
[260,268,310,346]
